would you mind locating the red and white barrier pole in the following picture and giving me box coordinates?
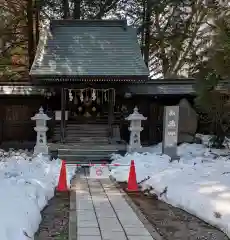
[75,163,130,167]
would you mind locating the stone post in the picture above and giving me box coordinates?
[125,107,147,152]
[162,106,179,160]
[31,107,51,155]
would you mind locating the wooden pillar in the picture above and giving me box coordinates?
[108,89,115,141]
[60,88,66,143]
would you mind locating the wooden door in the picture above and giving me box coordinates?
[3,105,30,141]
[149,103,164,144]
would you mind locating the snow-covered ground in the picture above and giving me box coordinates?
[110,135,230,238]
[0,150,76,240]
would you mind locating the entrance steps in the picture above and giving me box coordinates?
[48,143,126,163]
[50,123,126,163]
[52,123,109,144]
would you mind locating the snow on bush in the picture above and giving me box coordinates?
[0,149,76,240]
[110,137,230,238]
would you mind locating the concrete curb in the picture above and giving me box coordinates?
[110,176,164,240]
[69,177,77,240]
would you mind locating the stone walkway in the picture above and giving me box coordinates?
[69,168,162,240]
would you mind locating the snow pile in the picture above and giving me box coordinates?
[0,149,76,240]
[110,139,230,237]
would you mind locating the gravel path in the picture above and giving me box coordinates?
[34,192,70,240]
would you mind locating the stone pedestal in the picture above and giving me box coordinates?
[126,107,147,153]
[31,107,51,155]
[162,106,179,160]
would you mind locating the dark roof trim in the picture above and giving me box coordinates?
[147,78,196,84]
[51,19,128,28]
[0,85,47,95]
[31,75,148,83]
[120,80,230,95]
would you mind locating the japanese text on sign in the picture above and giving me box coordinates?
[162,106,179,159]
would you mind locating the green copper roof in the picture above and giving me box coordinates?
[30,19,149,81]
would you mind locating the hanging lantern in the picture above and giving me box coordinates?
[80,89,84,102]
[92,89,96,101]
[69,89,73,101]
[104,90,107,102]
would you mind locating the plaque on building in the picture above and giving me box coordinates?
[162,106,179,160]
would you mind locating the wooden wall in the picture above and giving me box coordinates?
[0,93,196,146]
[0,96,44,143]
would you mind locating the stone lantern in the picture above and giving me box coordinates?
[125,107,147,152]
[31,107,51,155]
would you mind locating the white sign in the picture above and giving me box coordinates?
[55,111,69,120]
[89,165,110,179]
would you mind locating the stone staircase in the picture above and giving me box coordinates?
[52,123,109,144]
[49,143,126,164]
[50,122,126,163]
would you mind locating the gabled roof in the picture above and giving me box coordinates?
[30,19,149,82]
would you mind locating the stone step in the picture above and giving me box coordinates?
[53,129,108,134]
[54,124,108,128]
[64,140,109,144]
[52,140,109,143]
[60,155,111,163]
[50,143,125,151]
[53,134,108,138]
[60,126,108,132]
[64,136,108,140]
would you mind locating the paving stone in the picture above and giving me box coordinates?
[78,220,99,228]
[98,218,121,228]
[96,210,116,218]
[93,201,111,207]
[77,227,100,236]
[124,227,151,236]
[92,197,110,202]
[120,219,145,228]
[99,221,123,232]
[113,205,133,212]
[94,205,113,211]
[77,196,92,201]
[77,203,94,210]
[92,195,108,200]
[78,213,97,221]
[116,211,139,220]
[77,209,95,215]
[78,236,102,240]
[101,230,127,240]
[127,236,155,240]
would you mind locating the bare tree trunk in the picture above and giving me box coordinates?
[27,0,34,69]
[143,0,151,68]
[73,0,81,19]
[141,0,146,56]
[62,0,70,19]
[35,0,40,47]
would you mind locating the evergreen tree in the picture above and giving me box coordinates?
[195,5,230,148]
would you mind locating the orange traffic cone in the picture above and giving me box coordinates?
[57,160,68,192]
[126,160,139,192]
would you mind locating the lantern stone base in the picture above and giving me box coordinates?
[34,145,49,155]
[127,145,143,153]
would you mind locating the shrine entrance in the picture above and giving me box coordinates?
[66,88,115,123]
